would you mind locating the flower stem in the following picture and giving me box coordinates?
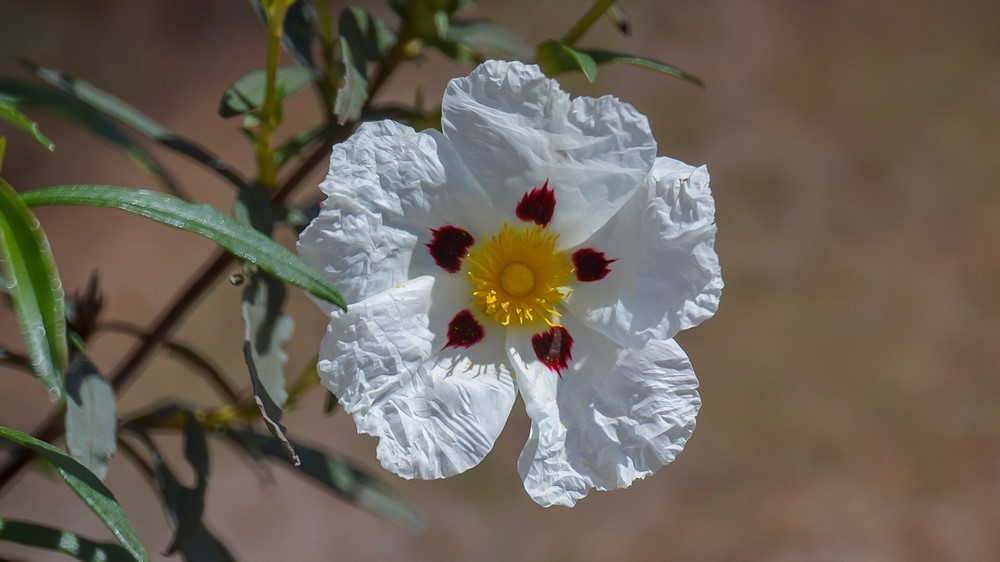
[255,0,294,188]
[561,0,616,47]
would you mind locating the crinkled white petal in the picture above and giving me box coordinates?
[564,157,722,347]
[441,60,657,247]
[507,315,700,507]
[298,121,501,310]
[319,276,516,479]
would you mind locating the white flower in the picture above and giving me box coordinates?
[298,60,722,507]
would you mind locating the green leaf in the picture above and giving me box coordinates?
[65,355,117,481]
[16,62,248,190]
[0,177,68,401]
[0,426,147,562]
[535,40,599,83]
[274,123,329,165]
[334,37,367,124]
[341,7,397,62]
[0,100,54,150]
[219,428,424,533]
[0,78,180,196]
[218,67,314,119]
[581,49,704,87]
[0,518,134,562]
[333,8,396,123]
[19,185,345,310]
[445,20,532,60]
[241,273,299,466]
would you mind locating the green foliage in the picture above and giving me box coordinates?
[584,49,704,87]
[220,428,425,533]
[241,273,300,465]
[0,100,54,150]
[218,67,314,119]
[0,426,147,562]
[335,8,396,123]
[19,185,346,310]
[65,355,117,481]
[8,62,248,191]
[0,78,180,194]
[0,177,68,401]
[536,40,599,82]
[0,518,134,562]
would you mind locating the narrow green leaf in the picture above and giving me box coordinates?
[16,62,248,190]
[0,101,54,150]
[0,177,67,400]
[582,49,705,87]
[445,20,532,60]
[334,37,368,124]
[65,355,117,480]
[0,426,147,562]
[241,273,299,466]
[274,123,329,165]
[0,518,134,562]
[0,77,179,193]
[341,7,397,62]
[19,186,345,309]
[218,67,314,119]
[220,428,424,533]
[333,8,396,123]
[535,40,599,83]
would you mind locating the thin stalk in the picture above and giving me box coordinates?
[561,0,616,47]
[255,1,294,188]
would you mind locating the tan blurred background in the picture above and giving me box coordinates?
[2,0,999,560]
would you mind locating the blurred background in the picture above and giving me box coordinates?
[1,0,999,560]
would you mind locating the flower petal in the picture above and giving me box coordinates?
[298,121,501,309]
[564,157,722,347]
[506,316,700,507]
[319,276,516,479]
[441,60,656,247]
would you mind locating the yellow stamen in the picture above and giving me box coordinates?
[466,224,572,327]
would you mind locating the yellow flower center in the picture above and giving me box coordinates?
[467,224,572,327]
[500,263,535,296]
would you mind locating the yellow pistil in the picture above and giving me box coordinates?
[467,223,572,327]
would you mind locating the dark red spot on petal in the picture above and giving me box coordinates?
[445,309,485,349]
[572,248,616,282]
[426,225,474,273]
[531,326,574,376]
[515,180,556,226]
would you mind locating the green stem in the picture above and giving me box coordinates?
[561,0,616,47]
[256,1,294,188]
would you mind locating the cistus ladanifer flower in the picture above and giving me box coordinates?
[298,60,722,507]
